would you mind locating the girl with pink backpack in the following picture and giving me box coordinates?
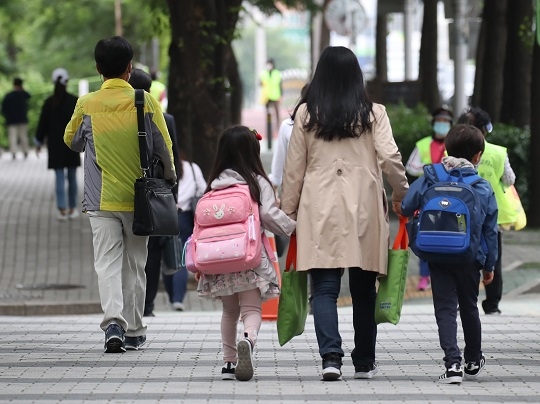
[196,125,296,381]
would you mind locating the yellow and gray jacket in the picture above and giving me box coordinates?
[64,79,176,212]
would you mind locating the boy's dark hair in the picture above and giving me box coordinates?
[457,106,491,134]
[444,124,485,161]
[128,68,152,91]
[205,125,272,205]
[94,36,133,78]
[13,78,23,86]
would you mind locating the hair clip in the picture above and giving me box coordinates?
[250,128,263,141]
[485,122,493,133]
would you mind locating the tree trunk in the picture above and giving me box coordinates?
[479,0,508,122]
[375,13,387,82]
[500,0,532,127]
[471,13,486,107]
[166,0,242,175]
[418,0,439,111]
[225,43,243,125]
[529,38,540,227]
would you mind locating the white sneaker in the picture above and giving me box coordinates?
[171,302,185,311]
[68,210,79,219]
[57,211,68,221]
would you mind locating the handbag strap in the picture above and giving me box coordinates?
[392,216,409,251]
[135,89,149,177]
[190,162,199,195]
[285,234,297,272]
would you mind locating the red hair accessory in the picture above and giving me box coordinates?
[250,128,263,141]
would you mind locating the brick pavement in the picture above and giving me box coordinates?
[0,298,539,403]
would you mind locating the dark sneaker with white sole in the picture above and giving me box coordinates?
[354,363,379,379]
[439,363,463,384]
[125,335,146,351]
[322,353,343,381]
[464,355,486,379]
[104,324,125,353]
[221,362,236,380]
[235,334,254,381]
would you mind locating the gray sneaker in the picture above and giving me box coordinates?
[104,324,125,353]
[235,334,254,381]
[354,363,379,379]
[125,335,146,351]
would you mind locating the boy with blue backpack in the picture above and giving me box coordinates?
[401,124,498,384]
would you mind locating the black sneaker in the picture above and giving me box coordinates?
[354,363,379,379]
[439,363,463,384]
[221,362,236,381]
[464,355,486,379]
[322,353,342,381]
[104,324,125,353]
[235,334,254,381]
[125,335,147,351]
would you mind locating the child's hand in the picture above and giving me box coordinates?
[482,270,494,286]
[392,201,402,216]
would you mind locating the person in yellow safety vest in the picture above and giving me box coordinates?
[150,70,167,111]
[259,58,283,132]
[458,107,516,315]
[405,107,454,292]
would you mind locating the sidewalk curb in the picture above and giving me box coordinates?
[0,301,102,316]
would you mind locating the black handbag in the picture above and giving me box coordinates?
[132,89,179,236]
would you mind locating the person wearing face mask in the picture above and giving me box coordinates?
[405,107,454,291]
[458,107,516,315]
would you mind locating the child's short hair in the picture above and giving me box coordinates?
[444,124,485,162]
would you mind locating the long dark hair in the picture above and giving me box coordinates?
[205,125,271,205]
[292,46,373,141]
[51,80,67,108]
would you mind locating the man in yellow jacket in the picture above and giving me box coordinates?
[260,58,283,132]
[458,107,516,315]
[64,36,176,352]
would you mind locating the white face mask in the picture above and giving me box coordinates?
[433,121,451,136]
[266,63,273,70]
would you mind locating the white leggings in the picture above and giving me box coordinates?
[220,288,262,363]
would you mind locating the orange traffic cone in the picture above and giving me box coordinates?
[262,232,281,321]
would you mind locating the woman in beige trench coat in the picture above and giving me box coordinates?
[281,46,409,381]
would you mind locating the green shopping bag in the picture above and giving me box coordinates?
[375,216,409,325]
[277,235,309,346]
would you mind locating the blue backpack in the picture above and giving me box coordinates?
[407,164,484,264]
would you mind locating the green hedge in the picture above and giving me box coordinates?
[386,103,530,211]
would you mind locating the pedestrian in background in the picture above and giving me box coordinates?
[197,126,295,382]
[260,58,282,132]
[458,106,516,315]
[281,46,408,381]
[166,152,206,312]
[1,77,31,160]
[405,107,454,291]
[35,68,80,221]
[64,36,176,353]
[127,68,182,317]
[401,124,498,384]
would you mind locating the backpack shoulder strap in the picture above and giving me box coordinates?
[431,163,449,182]
[461,174,483,186]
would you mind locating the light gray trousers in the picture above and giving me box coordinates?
[88,211,148,337]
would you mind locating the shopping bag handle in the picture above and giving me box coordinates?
[285,234,297,272]
[392,216,408,250]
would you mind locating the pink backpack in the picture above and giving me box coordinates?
[189,184,275,275]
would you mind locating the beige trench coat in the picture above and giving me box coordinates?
[280,103,408,275]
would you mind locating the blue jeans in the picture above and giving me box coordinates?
[310,267,377,367]
[162,211,194,303]
[419,259,430,277]
[54,167,78,210]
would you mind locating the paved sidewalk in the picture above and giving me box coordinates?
[0,296,539,403]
